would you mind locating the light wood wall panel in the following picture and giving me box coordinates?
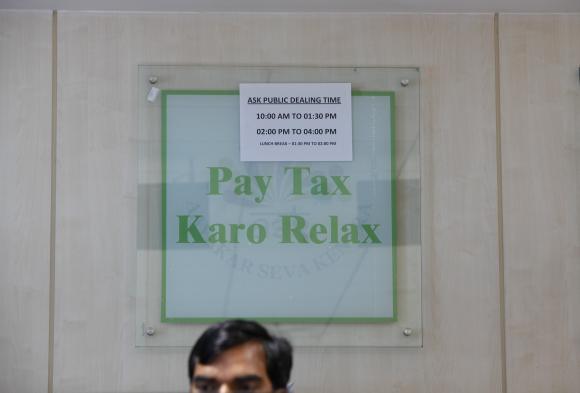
[499,14,580,393]
[55,13,501,393]
[0,10,52,393]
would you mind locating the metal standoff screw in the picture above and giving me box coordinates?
[403,328,413,337]
[400,79,410,87]
[148,76,159,85]
[145,326,156,336]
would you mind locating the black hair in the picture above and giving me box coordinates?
[188,319,293,390]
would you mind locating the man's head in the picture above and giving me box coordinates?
[188,319,293,393]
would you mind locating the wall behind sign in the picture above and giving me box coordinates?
[1,10,579,393]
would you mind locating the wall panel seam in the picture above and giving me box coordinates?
[494,12,507,393]
[48,9,57,393]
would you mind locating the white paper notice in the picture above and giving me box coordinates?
[240,83,352,161]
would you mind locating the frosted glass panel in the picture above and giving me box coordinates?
[137,65,421,347]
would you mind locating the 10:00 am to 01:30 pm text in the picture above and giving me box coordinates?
[256,112,338,120]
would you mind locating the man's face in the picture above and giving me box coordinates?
[191,341,274,393]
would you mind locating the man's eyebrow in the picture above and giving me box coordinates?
[232,375,263,384]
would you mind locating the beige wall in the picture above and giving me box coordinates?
[55,13,501,393]
[0,10,578,393]
[499,14,580,393]
[0,10,52,393]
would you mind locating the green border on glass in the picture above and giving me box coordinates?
[160,89,397,324]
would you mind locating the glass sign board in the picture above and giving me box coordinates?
[137,66,422,348]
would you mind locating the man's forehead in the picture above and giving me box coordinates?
[194,341,268,379]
